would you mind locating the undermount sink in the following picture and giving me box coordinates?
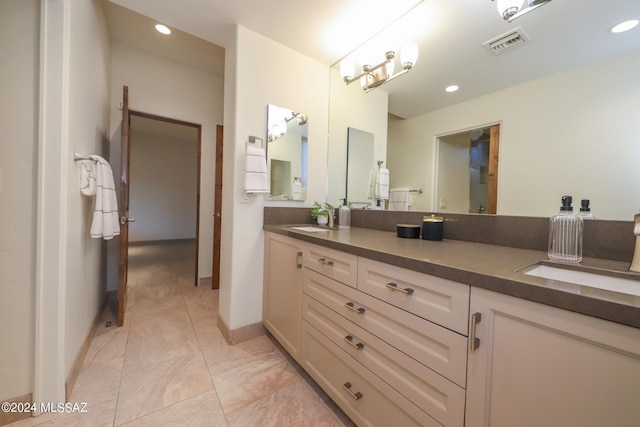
[523,264,640,296]
[290,226,330,232]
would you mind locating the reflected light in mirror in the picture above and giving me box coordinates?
[155,24,171,35]
[400,42,419,68]
[321,0,424,61]
[611,19,639,34]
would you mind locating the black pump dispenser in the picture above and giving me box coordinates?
[560,195,573,211]
[580,199,590,214]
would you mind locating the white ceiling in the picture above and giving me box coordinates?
[104,0,640,119]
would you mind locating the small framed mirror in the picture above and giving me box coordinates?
[266,104,308,201]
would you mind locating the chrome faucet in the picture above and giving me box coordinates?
[630,211,640,272]
[327,205,335,228]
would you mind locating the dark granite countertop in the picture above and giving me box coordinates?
[264,224,640,329]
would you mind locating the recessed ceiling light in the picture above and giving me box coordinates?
[155,24,171,35]
[610,19,639,34]
[445,85,459,93]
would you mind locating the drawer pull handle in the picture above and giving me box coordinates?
[469,312,482,353]
[386,282,414,295]
[296,251,302,268]
[344,302,365,314]
[318,258,334,266]
[344,335,365,350]
[342,382,363,400]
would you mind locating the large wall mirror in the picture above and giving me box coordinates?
[266,104,308,201]
[327,1,640,221]
[327,70,388,207]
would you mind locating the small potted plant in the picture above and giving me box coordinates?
[311,201,332,226]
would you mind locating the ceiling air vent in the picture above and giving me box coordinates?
[484,27,531,55]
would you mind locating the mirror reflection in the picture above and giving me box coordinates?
[327,30,640,221]
[327,71,389,207]
[346,128,375,206]
[266,104,308,201]
[435,125,499,215]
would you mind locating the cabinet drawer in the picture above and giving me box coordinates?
[303,294,465,426]
[358,257,470,335]
[303,242,358,287]
[301,321,441,427]
[304,268,468,387]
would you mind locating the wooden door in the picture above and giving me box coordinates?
[212,125,223,289]
[487,124,500,214]
[118,85,131,326]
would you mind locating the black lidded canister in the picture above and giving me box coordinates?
[422,214,444,241]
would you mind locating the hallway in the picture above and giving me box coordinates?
[13,241,350,426]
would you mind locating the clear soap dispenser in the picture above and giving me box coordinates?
[338,198,351,229]
[548,195,583,263]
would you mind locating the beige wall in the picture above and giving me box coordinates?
[108,42,224,285]
[129,130,198,242]
[33,0,111,405]
[0,0,39,401]
[219,26,330,330]
[388,50,640,220]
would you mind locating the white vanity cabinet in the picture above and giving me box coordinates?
[466,287,640,427]
[263,232,304,362]
[297,241,469,426]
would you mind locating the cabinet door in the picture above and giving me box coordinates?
[466,287,640,427]
[263,232,303,361]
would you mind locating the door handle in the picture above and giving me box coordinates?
[215,213,221,219]
[469,312,482,352]
[120,216,136,225]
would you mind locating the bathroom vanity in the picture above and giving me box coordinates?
[263,225,640,427]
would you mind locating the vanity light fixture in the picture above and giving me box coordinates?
[493,0,553,22]
[284,112,308,126]
[269,122,287,141]
[340,43,419,93]
[155,24,171,35]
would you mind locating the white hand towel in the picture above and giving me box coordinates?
[89,155,120,240]
[244,145,269,194]
[375,168,390,201]
[388,188,411,211]
[80,160,97,196]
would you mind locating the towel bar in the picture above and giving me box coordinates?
[74,152,92,161]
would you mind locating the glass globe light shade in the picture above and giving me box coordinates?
[340,58,355,80]
[400,43,419,69]
[496,0,525,20]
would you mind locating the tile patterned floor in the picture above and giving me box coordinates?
[13,241,352,426]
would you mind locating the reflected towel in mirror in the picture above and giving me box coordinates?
[244,144,269,194]
[389,188,411,211]
[375,168,390,201]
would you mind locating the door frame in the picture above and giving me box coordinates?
[125,109,203,287]
[433,122,501,215]
[212,125,223,289]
